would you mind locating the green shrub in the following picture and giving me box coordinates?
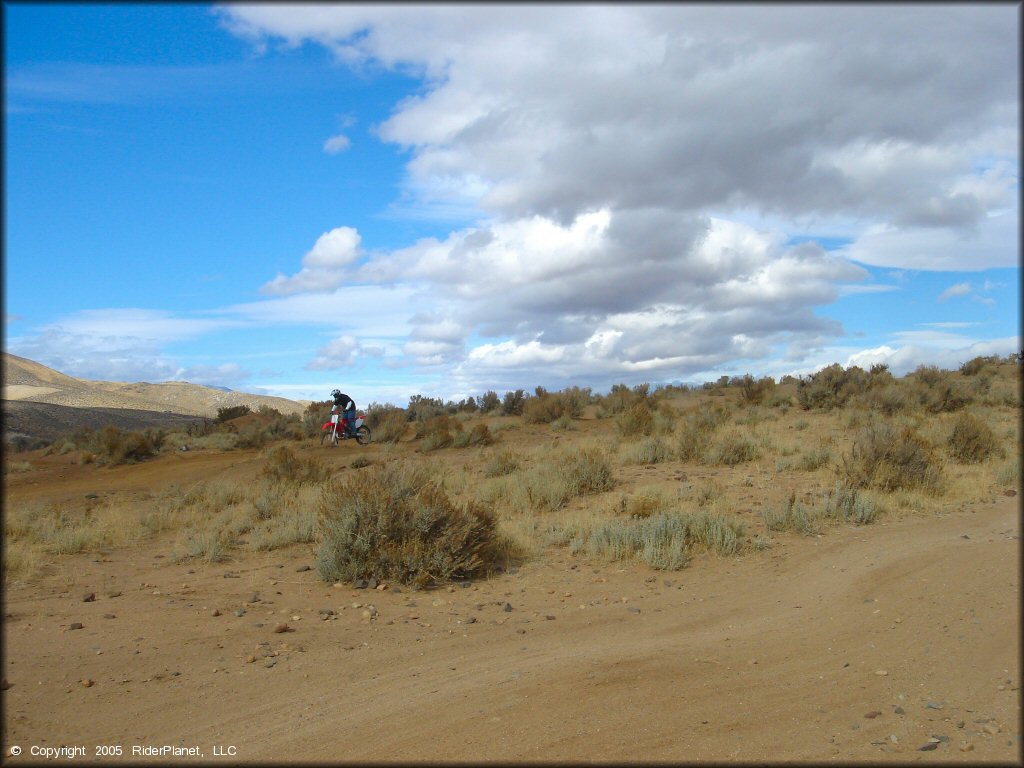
[842,422,942,492]
[960,355,1002,377]
[947,411,1003,463]
[477,391,501,413]
[522,394,567,424]
[302,400,333,437]
[796,363,869,410]
[501,389,527,416]
[407,394,447,422]
[216,404,251,423]
[738,374,776,405]
[315,463,501,587]
[92,426,163,465]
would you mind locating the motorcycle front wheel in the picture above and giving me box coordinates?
[320,428,337,447]
[355,425,372,445]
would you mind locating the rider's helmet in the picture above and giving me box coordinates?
[331,388,342,403]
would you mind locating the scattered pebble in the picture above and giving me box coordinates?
[960,743,975,752]
[234,609,245,617]
[503,603,513,612]
[212,609,221,617]
[894,706,905,715]
[103,613,116,620]
[925,702,943,710]
[296,565,312,572]
[274,623,290,633]
[917,742,938,752]
[864,711,882,719]
[68,622,84,631]
[81,678,94,688]
[982,723,1001,735]
[874,670,888,676]
[82,592,96,602]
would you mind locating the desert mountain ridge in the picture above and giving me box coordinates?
[2,353,311,443]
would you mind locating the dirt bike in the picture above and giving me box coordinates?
[320,412,372,446]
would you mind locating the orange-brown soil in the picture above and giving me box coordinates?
[3,447,1020,763]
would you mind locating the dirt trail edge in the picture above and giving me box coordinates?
[4,496,1019,763]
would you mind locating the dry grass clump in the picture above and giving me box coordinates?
[762,486,878,535]
[453,423,495,448]
[906,365,972,413]
[946,411,1004,464]
[676,403,730,462]
[315,462,504,587]
[414,414,462,451]
[258,445,332,485]
[518,447,617,512]
[522,387,589,424]
[616,401,655,438]
[737,374,776,405]
[46,425,166,465]
[5,500,137,556]
[563,508,746,570]
[483,447,522,477]
[707,429,760,466]
[796,442,832,472]
[841,422,942,493]
[366,406,409,443]
[621,436,673,465]
[614,488,674,518]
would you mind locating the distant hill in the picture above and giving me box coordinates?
[2,353,309,445]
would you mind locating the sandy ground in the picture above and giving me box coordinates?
[2,500,1019,763]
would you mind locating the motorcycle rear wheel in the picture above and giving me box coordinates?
[355,425,372,445]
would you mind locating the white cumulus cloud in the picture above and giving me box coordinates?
[262,227,362,295]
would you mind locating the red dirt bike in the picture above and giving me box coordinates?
[320,412,372,446]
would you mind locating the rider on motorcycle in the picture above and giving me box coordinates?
[331,389,357,436]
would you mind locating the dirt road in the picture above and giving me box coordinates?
[3,489,1019,763]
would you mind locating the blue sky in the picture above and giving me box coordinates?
[4,4,1019,406]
